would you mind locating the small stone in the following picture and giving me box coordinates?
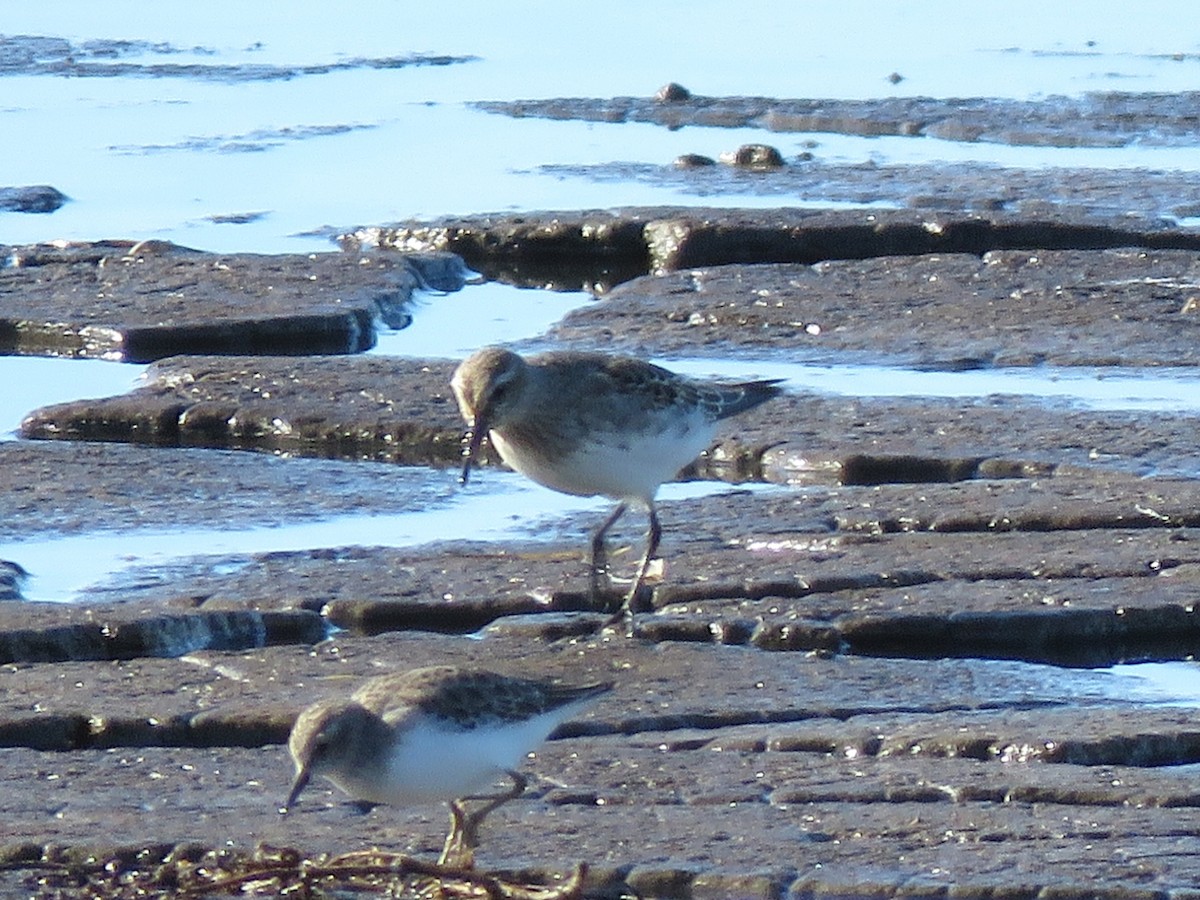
[655,82,691,102]
[719,144,785,169]
[674,153,717,169]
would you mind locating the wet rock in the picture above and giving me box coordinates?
[750,619,843,653]
[838,454,985,486]
[0,713,90,750]
[538,158,1200,221]
[324,595,552,634]
[692,869,794,900]
[1,137,1200,897]
[0,609,324,664]
[18,354,470,462]
[6,634,1200,892]
[840,604,1200,667]
[187,707,296,747]
[86,714,192,748]
[343,208,654,291]
[18,349,1200,484]
[642,211,1200,274]
[625,865,695,898]
[205,210,268,225]
[8,353,753,475]
[480,611,613,642]
[0,184,68,213]
[0,561,28,601]
[0,441,446,541]
[8,388,1200,665]
[0,241,466,361]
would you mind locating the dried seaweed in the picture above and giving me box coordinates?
[7,843,588,900]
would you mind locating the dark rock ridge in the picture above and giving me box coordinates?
[0,609,325,666]
[343,207,1200,289]
[475,90,1200,148]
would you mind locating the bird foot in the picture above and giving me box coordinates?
[439,771,528,868]
[439,801,475,869]
[599,609,635,638]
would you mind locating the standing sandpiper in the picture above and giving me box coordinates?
[282,665,612,866]
[451,347,782,626]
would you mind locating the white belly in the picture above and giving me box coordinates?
[333,710,573,806]
[491,418,714,502]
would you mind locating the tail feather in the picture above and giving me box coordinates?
[708,378,784,420]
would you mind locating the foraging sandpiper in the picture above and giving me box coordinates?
[283,665,611,865]
[451,347,782,625]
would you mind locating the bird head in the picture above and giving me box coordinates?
[449,347,527,486]
[282,701,371,814]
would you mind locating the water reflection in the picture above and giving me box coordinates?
[1106,660,1200,708]
[0,356,142,439]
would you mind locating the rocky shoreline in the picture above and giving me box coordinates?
[3,87,1200,897]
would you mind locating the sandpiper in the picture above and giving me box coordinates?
[451,347,782,625]
[282,665,612,866]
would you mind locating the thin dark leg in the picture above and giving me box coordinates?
[589,502,628,606]
[440,770,528,868]
[441,800,471,867]
[604,503,661,633]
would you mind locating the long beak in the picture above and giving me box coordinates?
[282,766,311,815]
[458,415,488,486]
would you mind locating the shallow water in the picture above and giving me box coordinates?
[1105,660,1200,708]
[1,474,758,604]
[3,2,1199,253]
[0,356,142,439]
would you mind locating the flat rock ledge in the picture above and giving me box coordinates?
[547,248,1200,368]
[0,240,467,361]
[16,242,1200,473]
[18,355,476,464]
